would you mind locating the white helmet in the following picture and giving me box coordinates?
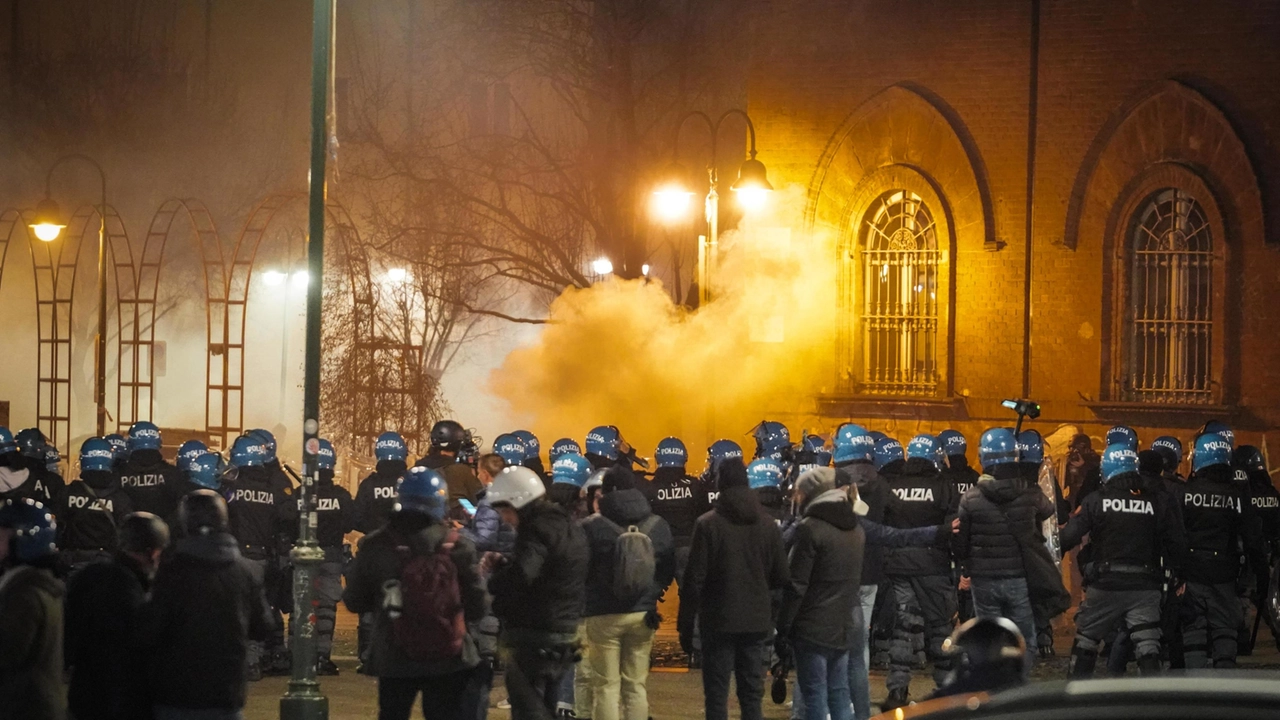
[579,468,608,498]
[487,465,546,510]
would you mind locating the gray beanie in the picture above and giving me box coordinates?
[795,467,837,501]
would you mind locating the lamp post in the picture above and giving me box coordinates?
[29,154,109,437]
[652,109,773,307]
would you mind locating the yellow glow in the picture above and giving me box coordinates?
[641,264,651,277]
[262,270,287,286]
[592,257,614,275]
[652,187,695,222]
[386,267,408,284]
[31,222,64,242]
[734,186,770,212]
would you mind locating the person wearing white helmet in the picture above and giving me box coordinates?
[486,466,589,720]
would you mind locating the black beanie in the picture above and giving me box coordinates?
[603,465,638,493]
[716,458,749,491]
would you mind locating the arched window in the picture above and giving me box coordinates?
[861,190,940,395]
[1124,188,1214,403]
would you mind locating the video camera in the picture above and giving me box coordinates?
[457,429,482,469]
[1001,399,1041,434]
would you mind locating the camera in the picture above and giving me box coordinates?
[1001,399,1041,420]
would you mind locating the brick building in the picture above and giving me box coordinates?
[746,0,1280,453]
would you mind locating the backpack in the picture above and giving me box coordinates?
[599,515,660,600]
[392,529,467,662]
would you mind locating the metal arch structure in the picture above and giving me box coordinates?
[110,199,227,436]
[212,193,374,448]
[0,209,31,301]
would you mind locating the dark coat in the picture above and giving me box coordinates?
[956,470,1055,578]
[136,532,272,711]
[342,513,488,677]
[777,492,865,649]
[488,499,589,641]
[0,564,65,720]
[882,458,957,577]
[581,488,676,617]
[836,462,892,585]
[678,486,790,637]
[116,450,184,521]
[64,553,151,720]
[353,461,406,534]
[461,490,516,555]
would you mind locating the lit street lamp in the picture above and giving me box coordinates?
[29,154,110,437]
[652,109,773,307]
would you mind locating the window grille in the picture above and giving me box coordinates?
[861,190,940,395]
[1125,188,1214,404]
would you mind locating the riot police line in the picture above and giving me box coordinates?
[1,411,1279,720]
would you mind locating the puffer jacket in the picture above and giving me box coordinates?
[581,488,676,617]
[955,468,1054,578]
[488,499,589,642]
[777,490,865,649]
[0,563,65,720]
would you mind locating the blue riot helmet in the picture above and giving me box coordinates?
[1191,432,1232,473]
[230,434,269,468]
[655,437,689,469]
[396,467,449,520]
[493,433,528,466]
[979,429,1019,470]
[512,430,540,462]
[247,429,278,463]
[707,439,744,470]
[1104,425,1138,452]
[177,440,208,471]
[0,427,14,455]
[835,423,869,446]
[937,430,968,459]
[1202,420,1234,448]
[0,498,58,563]
[834,428,876,465]
[1150,436,1183,464]
[79,437,115,474]
[1017,430,1044,465]
[752,421,791,460]
[374,431,409,463]
[906,435,940,465]
[585,425,621,461]
[747,458,784,489]
[128,421,163,452]
[1101,443,1140,482]
[873,437,904,470]
[868,431,888,444]
[188,452,224,490]
[16,428,48,459]
[551,452,592,487]
[803,435,832,467]
[104,434,128,464]
[549,438,581,463]
[44,446,61,475]
[316,438,337,471]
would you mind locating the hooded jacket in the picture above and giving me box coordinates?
[0,563,65,720]
[581,488,676,617]
[882,457,957,576]
[353,460,406,534]
[117,449,184,520]
[488,499,589,641]
[342,512,488,677]
[65,552,151,720]
[777,490,865,649]
[678,485,789,637]
[955,468,1055,578]
[137,531,272,711]
[58,471,135,553]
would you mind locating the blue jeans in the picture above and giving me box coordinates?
[848,585,878,720]
[793,640,852,720]
[970,576,1037,673]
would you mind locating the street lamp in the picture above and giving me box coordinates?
[29,154,110,436]
[652,109,773,307]
[592,256,614,276]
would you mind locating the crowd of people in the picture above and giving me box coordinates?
[0,415,1277,720]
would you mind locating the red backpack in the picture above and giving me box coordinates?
[392,530,466,662]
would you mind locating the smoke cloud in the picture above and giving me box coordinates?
[489,186,839,466]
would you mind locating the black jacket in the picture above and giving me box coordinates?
[353,460,405,534]
[342,513,488,677]
[678,486,790,636]
[0,457,64,508]
[282,473,354,548]
[1179,464,1266,585]
[941,456,980,506]
[58,472,134,553]
[645,467,701,546]
[882,458,957,576]
[1061,472,1186,591]
[488,499,589,640]
[836,462,892,585]
[0,563,65,720]
[117,450,184,521]
[65,553,151,720]
[956,469,1055,578]
[224,466,291,555]
[581,488,676,617]
[137,532,272,711]
[777,491,865,649]
[1246,469,1280,548]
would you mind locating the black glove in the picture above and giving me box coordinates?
[773,632,792,664]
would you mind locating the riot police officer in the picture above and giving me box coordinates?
[247,428,293,495]
[698,439,744,510]
[1060,443,1186,677]
[881,434,958,709]
[352,430,407,671]
[116,421,184,520]
[104,433,129,471]
[59,437,135,571]
[416,419,483,506]
[177,439,209,473]
[493,433,527,467]
[281,438,352,675]
[747,457,786,524]
[646,437,701,583]
[1235,444,1280,652]
[585,425,623,469]
[224,433,292,678]
[186,452,226,493]
[549,438,581,464]
[512,429,548,480]
[4,428,65,505]
[1178,433,1267,668]
[938,429,979,500]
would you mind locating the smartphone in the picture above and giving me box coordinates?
[458,498,477,517]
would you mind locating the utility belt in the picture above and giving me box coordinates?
[1087,562,1160,582]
